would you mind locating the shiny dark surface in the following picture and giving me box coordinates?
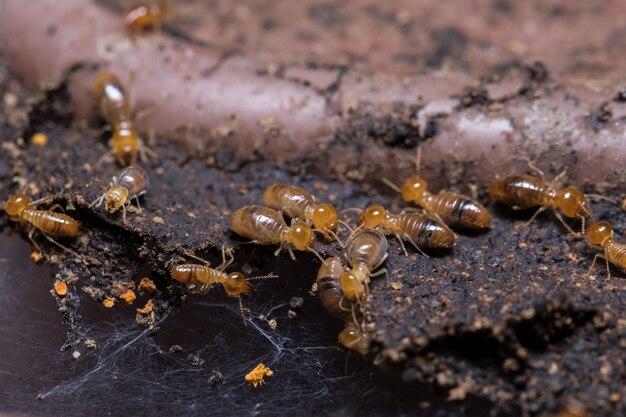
[0,231,495,417]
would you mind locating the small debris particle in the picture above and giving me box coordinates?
[169,344,182,353]
[267,318,277,330]
[152,216,165,224]
[31,132,48,146]
[138,277,157,293]
[390,281,403,290]
[287,310,297,319]
[208,370,225,387]
[84,339,97,349]
[187,352,205,367]
[245,363,273,388]
[30,250,44,263]
[119,289,136,305]
[102,297,115,308]
[517,241,528,249]
[53,280,68,297]
[622,197,626,211]
[137,299,155,315]
[72,350,81,359]
[289,296,304,309]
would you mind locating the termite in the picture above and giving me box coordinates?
[92,166,149,221]
[384,148,491,230]
[95,72,151,166]
[125,2,168,34]
[586,221,626,278]
[338,320,369,355]
[340,229,388,301]
[3,192,79,255]
[489,165,591,235]
[262,184,341,241]
[229,205,322,260]
[358,204,456,256]
[316,256,352,319]
[170,247,277,297]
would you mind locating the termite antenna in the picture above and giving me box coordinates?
[415,146,422,174]
[308,248,325,263]
[338,219,354,233]
[248,272,279,281]
[382,177,402,193]
[585,194,617,204]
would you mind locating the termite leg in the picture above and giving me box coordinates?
[217,246,235,271]
[552,210,578,237]
[526,159,545,179]
[525,206,547,227]
[394,234,409,257]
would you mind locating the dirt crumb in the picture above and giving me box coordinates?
[245,363,273,388]
[138,277,157,293]
[53,280,68,297]
[119,289,136,304]
[30,132,48,146]
[102,297,115,308]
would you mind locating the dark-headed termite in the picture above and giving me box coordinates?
[95,72,150,166]
[4,192,79,255]
[229,205,322,260]
[125,2,168,34]
[489,167,591,235]
[91,166,149,221]
[586,221,626,278]
[359,204,456,256]
[170,247,277,297]
[262,184,341,241]
[384,149,491,230]
[92,166,149,221]
[340,230,388,301]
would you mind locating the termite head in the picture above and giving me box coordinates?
[401,175,428,203]
[105,185,129,213]
[359,204,387,229]
[555,186,591,219]
[340,265,368,301]
[311,203,339,234]
[586,221,613,247]
[223,272,252,297]
[338,322,368,355]
[288,221,315,250]
[4,192,31,219]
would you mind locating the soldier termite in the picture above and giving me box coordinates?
[3,192,79,257]
[586,221,626,278]
[340,229,389,301]
[92,166,149,221]
[94,72,153,166]
[489,163,591,235]
[358,204,456,256]
[262,183,343,241]
[229,205,323,261]
[383,148,491,230]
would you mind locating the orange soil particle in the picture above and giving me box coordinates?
[138,277,157,293]
[102,297,115,308]
[31,132,48,146]
[30,250,44,263]
[136,299,155,315]
[53,280,68,297]
[119,289,137,304]
[245,363,273,388]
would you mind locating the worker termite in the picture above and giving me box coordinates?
[383,148,491,230]
[92,166,149,221]
[586,221,626,278]
[338,320,369,355]
[316,256,352,319]
[229,205,323,261]
[340,229,388,301]
[125,2,168,34]
[358,204,456,256]
[95,72,152,166]
[170,247,277,297]
[262,183,342,241]
[3,192,79,255]
[489,166,591,235]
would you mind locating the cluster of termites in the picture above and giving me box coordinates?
[3,3,624,360]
